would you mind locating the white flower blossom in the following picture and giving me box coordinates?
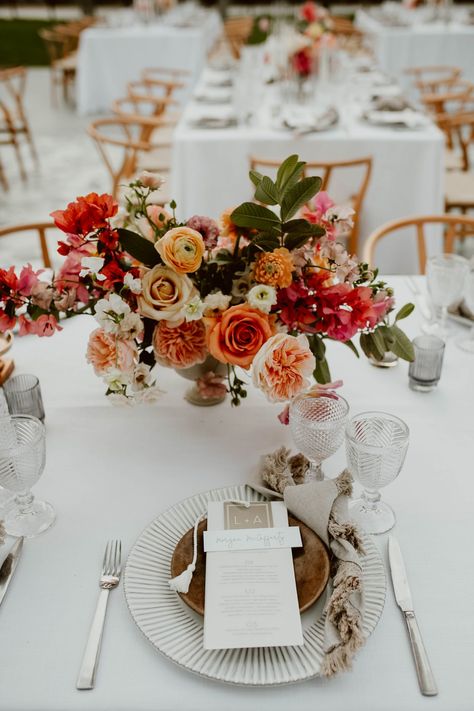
[203,291,232,313]
[247,284,277,314]
[119,312,143,339]
[80,256,106,281]
[132,363,155,392]
[133,386,164,404]
[231,274,251,299]
[102,368,131,392]
[107,392,132,406]
[184,295,205,321]
[124,272,142,294]
[94,293,131,333]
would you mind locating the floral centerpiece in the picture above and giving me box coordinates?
[291,1,335,80]
[0,156,414,406]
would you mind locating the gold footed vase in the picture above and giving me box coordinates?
[175,356,227,407]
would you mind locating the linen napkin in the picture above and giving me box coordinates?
[248,447,366,677]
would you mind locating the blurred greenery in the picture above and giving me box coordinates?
[0,19,65,67]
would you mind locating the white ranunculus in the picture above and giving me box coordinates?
[247,284,277,314]
[203,291,232,313]
[94,293,131,333]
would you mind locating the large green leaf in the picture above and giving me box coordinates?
[371,327,386,358]
[276,155,299,190]
[282,219,326,236]
[389,325,415,361]
[343,339,360,358]
[231,202,281,232]
[117,228,160,267]
[395,302,415,322]
[254,176,279,206]
[280,176,322,222]
[359,332,373,359]
[314,356,331,384]
[249,169,263,187]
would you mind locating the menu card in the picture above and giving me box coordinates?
[203,501,304,650]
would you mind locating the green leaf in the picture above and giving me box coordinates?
[117,228,160,267]
[378,324,395,349]
[371,328,386,358]
[389,325,415,362]
[395,302,415,322]
[359,333,373,359]
[343,339,360,358]
[254,176,279,206]
[250,234,281,251]
[314,356,331,384]
[280,176,322,222]
[284,233,314,251]
[230,202,281,232]
[276,155,300,191]
[282,219,326,237]
[249,169,263,187]
[308,334,326,359]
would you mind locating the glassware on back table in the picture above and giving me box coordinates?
[425,254,469,339]
[3,373,45,422]
[290,393,349,481]
[457,269,474,353]
[345,411,409,534]
[409,334,445,391]
[0,415,55,538]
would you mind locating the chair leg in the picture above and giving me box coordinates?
[24,123,39,167]
[11,135,27,181]
[0,158,9,191]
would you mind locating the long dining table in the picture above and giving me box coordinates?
[0,277,472,711]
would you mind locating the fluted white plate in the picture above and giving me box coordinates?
[124,484,386,686]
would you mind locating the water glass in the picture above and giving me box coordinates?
[3,374,45,421]
[345,411,409,534]
[290,393,349,481]
[409,335,445,391]
[425,254,469,338]
[457,269,474,353]
[0,415,55,537]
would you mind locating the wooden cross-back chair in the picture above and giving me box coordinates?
[0,67,38,184]
[112,87,178,144]
[87,116,171,200]
[223,17,253,59]
[38,28,77,105]
[406,65,462,96]
[249,155,373,256]
[329,16,363,37]
[0,221,57,268]
[421,80,474,119]
[436,112,474,214]
[141,68,188,98]
[363,214,474,274]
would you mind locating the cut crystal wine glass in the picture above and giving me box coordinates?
[0,414,55,537]
[345,411,409,534]
[290,393,349,481]
[457,269,474,353]
[425,254,469,339]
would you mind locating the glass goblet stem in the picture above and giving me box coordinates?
[360,488,381,510]
[14,489,35,515]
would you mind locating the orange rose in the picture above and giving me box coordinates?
[206,304,274,369]
[155,226,205,273]
[253,248,294,288]
[153,319,207,369]
[252,333,315,402]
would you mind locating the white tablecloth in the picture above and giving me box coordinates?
[1,277,473,711]
[171,92,444,273]
[77,10,222,115]
[356,9,474,85]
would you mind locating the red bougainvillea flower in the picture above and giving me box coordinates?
[0,310,17,333]
[0,266,19,299]
[51,193,118,236]
[301,0,318,23]
[292,48,313,77]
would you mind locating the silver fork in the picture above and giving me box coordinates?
[76,540,122,690]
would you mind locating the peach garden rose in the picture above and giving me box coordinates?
[155,226,205,274]
[153,319,207,369]
[138,265,195,325]
[252,333,315,402]
[86,328,136,375]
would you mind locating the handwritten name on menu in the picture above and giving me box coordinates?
[203,501,304,650]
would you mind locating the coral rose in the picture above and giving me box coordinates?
[155,227,205,274]
[206,304,274,369]
[153,319,207,369]
[138,265,195,325]
[86,328,136,375]
[253,248,294,288]
[252,333,315,402]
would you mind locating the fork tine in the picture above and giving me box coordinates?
[115,540,122,576]
[102,541,111,575]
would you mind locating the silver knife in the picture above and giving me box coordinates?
[0,537,24,608]
[388,536,438,696]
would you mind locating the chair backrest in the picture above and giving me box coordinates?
[0,66,27,128]
[406,65,462,94]
[329,16,362,36]
[223,17,253,59]
[249,155,373,256]
[0,222,56,268]
[363,214,474,274]
[142,67,190,83]
[112,87,176,143]
[87,116,169,198]
[437,111,474,171]
[421,79,474,117]
[38,28,69,64]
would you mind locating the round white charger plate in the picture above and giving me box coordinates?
[124,484,386,686]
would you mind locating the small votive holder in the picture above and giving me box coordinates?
[3,374,45,421]
[408,335,445,392]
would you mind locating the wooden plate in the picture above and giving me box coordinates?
[170,515,330,616]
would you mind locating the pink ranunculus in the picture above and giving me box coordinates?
[17,264,41,297]
[34,314,62,337]
[252,333,316,402]
[86,328,136,375]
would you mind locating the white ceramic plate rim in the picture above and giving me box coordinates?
[124,483,386,687]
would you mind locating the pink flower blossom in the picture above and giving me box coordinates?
[34,314,62,337]
[17,264,41,297]
[0,310,16,332]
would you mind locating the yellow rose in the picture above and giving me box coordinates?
[155,226,205,274]
[138,265,195,325]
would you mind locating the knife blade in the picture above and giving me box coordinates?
[0,537,24,608]
[388,536,438,696]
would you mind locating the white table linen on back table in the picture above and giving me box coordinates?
[356,9,474,85]
[0,277,473,711]
[171,105,443,273]
[77,11,222,115]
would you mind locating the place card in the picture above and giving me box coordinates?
[203,501,304,650]
[203,527,302,552]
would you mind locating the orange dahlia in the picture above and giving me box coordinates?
[253,248,294,288]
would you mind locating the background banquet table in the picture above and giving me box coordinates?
[0,278,473,711]
[171,100,444,274]
[356,9,474,85]
[77,10,222,115]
